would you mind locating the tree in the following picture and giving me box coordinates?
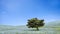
[26,18,45,30]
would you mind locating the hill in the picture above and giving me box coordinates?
[0,21,60,34]
[46,20,60,27]
[0,25,15,31]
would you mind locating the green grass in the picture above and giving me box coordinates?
[0,26,60,34]
[1,20,60,34]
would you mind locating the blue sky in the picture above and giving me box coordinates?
[0,0,60,26]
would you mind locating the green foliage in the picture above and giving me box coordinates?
[16,32,18,34]
[26,18,45,30]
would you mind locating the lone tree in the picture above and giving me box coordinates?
[26,18,45,30]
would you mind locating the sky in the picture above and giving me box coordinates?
[0,0,60,26]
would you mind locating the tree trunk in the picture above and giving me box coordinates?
[36,27,39,31]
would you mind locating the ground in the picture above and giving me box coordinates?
[0,25,60,34]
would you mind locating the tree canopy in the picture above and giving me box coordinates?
[26,18,45,30]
